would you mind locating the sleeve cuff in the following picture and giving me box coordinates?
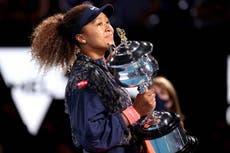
[122,106,141,125]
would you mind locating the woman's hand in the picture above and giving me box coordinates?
[132,89,156,117]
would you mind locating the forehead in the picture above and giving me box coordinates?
[81,13,109,32]
[154,84,167,91]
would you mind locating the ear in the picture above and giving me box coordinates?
[76,34,86,44]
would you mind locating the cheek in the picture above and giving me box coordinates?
[94,31,106,42]
[84,28,102,40]
[158,91,170,101]
[85,32,102,44]
[158,94,168,101]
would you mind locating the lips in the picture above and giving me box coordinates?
[105,33,113,39]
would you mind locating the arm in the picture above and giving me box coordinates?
[66,87,132,152]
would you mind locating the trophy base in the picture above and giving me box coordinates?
[134,111,180,139]
[134,111,199,153]
[176,135,199,153]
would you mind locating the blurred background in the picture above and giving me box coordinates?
[0,0,230,153]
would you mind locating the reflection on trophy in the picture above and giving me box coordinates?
[107,28,199,153]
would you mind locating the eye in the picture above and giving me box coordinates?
[97,22,103,26]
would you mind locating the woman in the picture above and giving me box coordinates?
[151,76,185,128]
[30,2,156,153]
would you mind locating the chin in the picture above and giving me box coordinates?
[107,40,115,46]
[101,46,110,52]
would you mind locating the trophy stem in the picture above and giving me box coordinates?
[140,110,161,129]
[137,83,149,94]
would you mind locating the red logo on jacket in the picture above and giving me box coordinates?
[76,80,88,88]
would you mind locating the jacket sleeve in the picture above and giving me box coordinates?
[66,87,132,152]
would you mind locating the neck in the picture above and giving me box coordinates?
[80,46,106,60]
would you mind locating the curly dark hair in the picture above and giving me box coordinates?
[30,3,92,72]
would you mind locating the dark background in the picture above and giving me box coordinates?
[0,0,230,153]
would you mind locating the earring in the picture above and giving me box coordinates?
[82,40,86,44]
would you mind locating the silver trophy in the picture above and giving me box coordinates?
[107,28,198,153]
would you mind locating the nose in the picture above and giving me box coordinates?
[105,23,113,32]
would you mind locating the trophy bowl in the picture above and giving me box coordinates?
[107,40,158,93]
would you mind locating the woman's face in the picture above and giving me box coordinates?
[152,84,173,109]
[153,84,169,101]
[80,13,114,52]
